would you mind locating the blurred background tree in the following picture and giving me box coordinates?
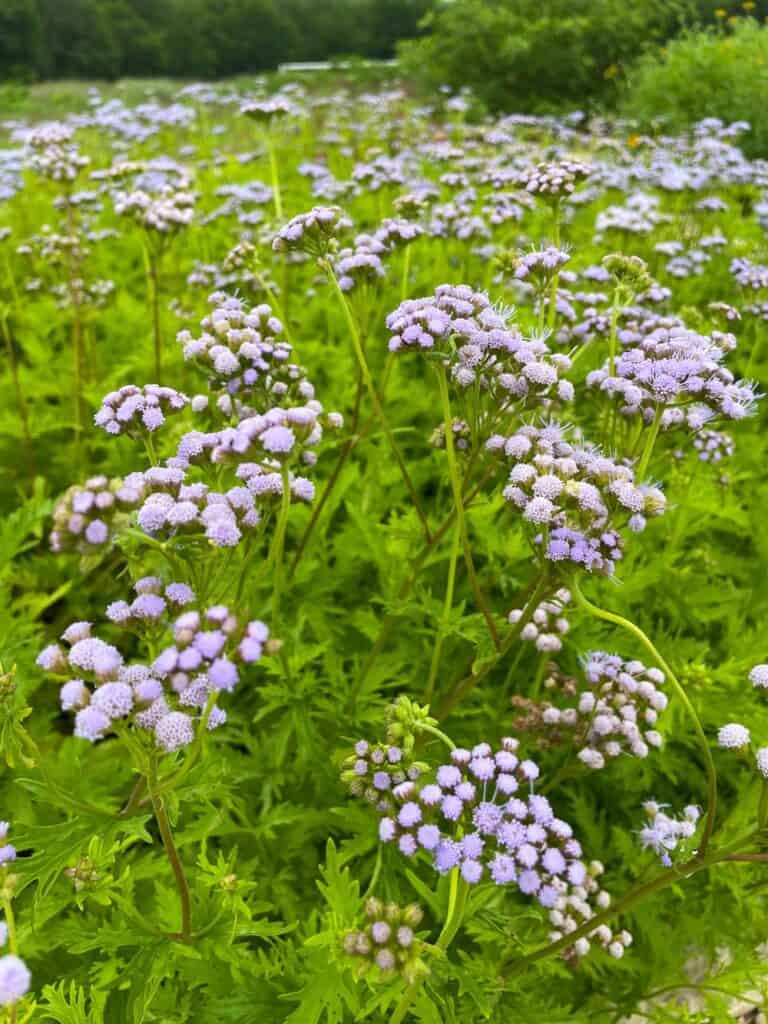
[0,0,433,80]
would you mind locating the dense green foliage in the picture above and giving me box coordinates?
[0,0,431,81]
[0,78,767,1022]
[623,18,768,158]
[400,0,768,115]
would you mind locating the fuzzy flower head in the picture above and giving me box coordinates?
[517,160,591,202]
[272,206,352,258]
[637,802,700,866]
[386,285,572,432]
[586,324,758,429]
[241,94,298,125]
[113,185,196,234]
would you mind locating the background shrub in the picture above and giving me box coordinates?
[398,0,768,114]
[622,19,768,157]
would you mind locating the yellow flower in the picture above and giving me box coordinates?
[727,13,739,23]
[743,0,755,10]
[604,63,619,80]
[714,7,727,16]
[628,133,641,149]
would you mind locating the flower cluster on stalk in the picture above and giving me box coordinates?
[36,581,270,752]
[488,423,666,574]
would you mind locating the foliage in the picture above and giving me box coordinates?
[0,0,432,82]
[0,77,766,1023]
[399,0,768,114]
[623,18,768,158]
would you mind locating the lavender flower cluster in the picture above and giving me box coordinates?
[510,246,571,287]
[36,582,269,751]
[508,588,571,653]
[517,160,591,200]
[488,423,666,574]
[177,292,307,412]
[638,802,700,865]
[342,900,427,983]
[50,475,144,553]
[113,186,196,233]
[131,466,261,548]
[541,653,666,770]
[272,206,352,257]
[94,384,189,436]
[386,285,573,414]
[365,737,629,959]
[587,325,757,428]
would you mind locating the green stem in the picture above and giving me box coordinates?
[271,465,292,632]
[636,405,663,479]
[147,763,193,942]
[436,367,500,650]
[571,581,717,856]
[400,246,411,302]
[423,521,461,703]
[547,202,561,331]
[418,722,456,751]
[325,263,431,542]
[390,872,470,1024]
[266,132,283,220]
[144,243,163,379]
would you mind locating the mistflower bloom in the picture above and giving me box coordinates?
[638,802,700,865]
[368,736,627,958]
[385,285,572,427]
[272,206,352,257]
[38,592,270,752]
[509,588,571,653]
[0,955,30,1006]
[106,578,195,627]
[525,653,667,767]
[586,324,758,429]
[131,468,264,548]
[490,423,666,575]
[717,723,750,749]
[94,384,189,436]
[749,665,768,689]
[49,475,144,554]
[113,185,196,233]
[341,741,427,813]
[333,247,386,292]
[507,247,571,287]
[517,160,591,201]
[342,900,428,984]
[241,95,297,124]
[176,291,313,411]
[756,748,768,779]
[27,122,89,182]
[692,429,734,464]
[730,257,768,291]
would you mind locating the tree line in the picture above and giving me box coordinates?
[0,0,433,81]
